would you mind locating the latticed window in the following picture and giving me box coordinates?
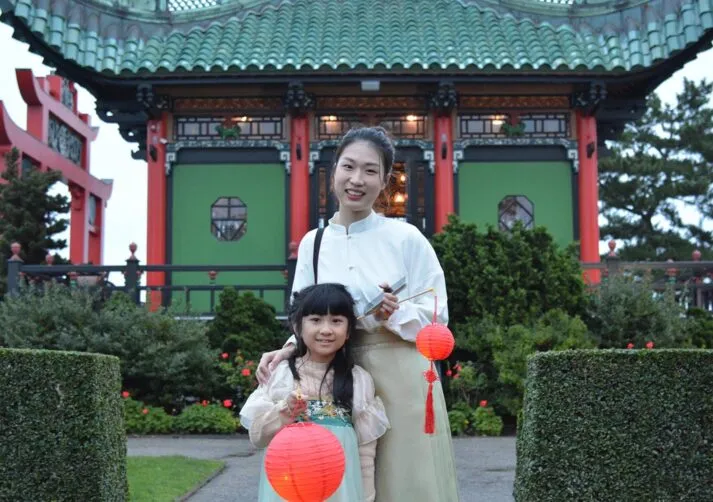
[499,196,534,231]
[175,116,284,141]
[211,197,247,242]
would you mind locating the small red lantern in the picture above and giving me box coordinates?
[264,422,345,501]
[415,294,455,434]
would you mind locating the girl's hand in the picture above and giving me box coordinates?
[284,391,307,419]
[374,283,399,321]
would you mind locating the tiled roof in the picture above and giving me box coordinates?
[1,0,712,76]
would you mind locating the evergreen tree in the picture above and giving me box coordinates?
[599,79,713,261]
[0,148,70,294]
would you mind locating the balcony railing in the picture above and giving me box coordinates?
[5,241,713,316]
[4,243,298,318]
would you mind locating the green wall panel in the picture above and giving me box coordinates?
[171,163,286,314]
[458,161,573,248]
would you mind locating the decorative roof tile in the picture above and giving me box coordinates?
[0,0,711,77]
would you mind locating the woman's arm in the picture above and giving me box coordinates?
[378,230,449,341]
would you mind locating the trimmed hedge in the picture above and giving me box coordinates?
[0,348,128,501]
[515,349,713,501]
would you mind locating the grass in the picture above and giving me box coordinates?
[127,456,225,502]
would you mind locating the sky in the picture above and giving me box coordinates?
[0,20,711,279]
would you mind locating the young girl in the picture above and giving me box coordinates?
[239,283,390,502]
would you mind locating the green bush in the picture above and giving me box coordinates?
[0,285,221,409]
[683,307,713,348]
[585,275,688,348]
[515,349,713,501]
[123,397,174,434]
[0,348,127,501]
[472,405,503,437]
[431,215,586,328]
[490,309,596,415]
[447,410,469,436]
[173,403,239,434]
[205,288,286,361]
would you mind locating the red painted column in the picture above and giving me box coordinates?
[69,183,87,264]
[576,111,601,284]
[146,115,168,307]
[434,114,455,233]
[290,115,310,245]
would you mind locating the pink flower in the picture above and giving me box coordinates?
[121,391,130,398]
[242,368,251,377]
[201,400,208,407]
[479,400,488,408]
[221,352,229,360]
[646,341,654,349]
[223,399,233,408]
[142,408,149,415]
[626,343,634,349]
[445,370,452,377]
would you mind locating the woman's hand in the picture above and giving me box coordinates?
[374,282,400,321]
[256,346,294,385]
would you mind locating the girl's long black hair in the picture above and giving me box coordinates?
[287,283,356,410]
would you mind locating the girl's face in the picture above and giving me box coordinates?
[300,312,349,363]
[332,140,386,218]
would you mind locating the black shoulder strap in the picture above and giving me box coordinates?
[313,226,325,284]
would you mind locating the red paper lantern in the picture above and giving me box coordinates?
[264,422,345,502]
[416,323,455,361]
[415,294,455,435]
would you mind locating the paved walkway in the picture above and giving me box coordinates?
[127,435,516,501]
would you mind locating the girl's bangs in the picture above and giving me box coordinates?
[298,283,354,318]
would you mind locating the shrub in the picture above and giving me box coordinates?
[0,285,221,409]
[585,274,688,349]
[472,403,503,437]
[515,349,713,501]
[683,307,713,348]
[173,403,239,434]
[447,410,469,436]
[490,309,595,415]
[0,348,127,501]
[205,288,286,361]
[431,215,587,328]
[220,351,259,410]
[123,397,174,434]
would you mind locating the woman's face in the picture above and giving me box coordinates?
[332,140,386,216]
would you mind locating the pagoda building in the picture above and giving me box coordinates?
[2,0,711,311]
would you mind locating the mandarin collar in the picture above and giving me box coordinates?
[327,210,380,234]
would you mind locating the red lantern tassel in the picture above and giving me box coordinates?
[424,362,438,434]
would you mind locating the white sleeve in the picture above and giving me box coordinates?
[381,229,449,342]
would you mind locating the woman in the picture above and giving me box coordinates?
[257,126,460,501]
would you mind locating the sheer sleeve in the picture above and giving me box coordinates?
[352,365,390,445]
[380,228,449,342]
[238,363,295,448]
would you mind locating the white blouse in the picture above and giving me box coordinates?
[289,211,449,342]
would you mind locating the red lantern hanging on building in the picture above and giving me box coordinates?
[264,421,345,501]
[415,294,455,434]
